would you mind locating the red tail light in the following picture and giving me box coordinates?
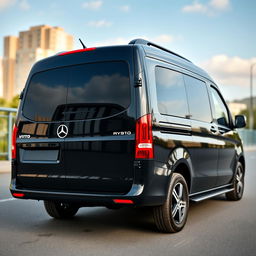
[12,124,18,159]
[113,199,134,204]
[12,193,25,198]
[135,114,154,159]
[58,47,96,56]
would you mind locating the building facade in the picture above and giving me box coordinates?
[3,25,73,100]
[0,57,3,97]
[228,102,247,116]
[2,36,18,100]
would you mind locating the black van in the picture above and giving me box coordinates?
[10,39,246,233]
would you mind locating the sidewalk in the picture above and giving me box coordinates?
[0,161,11,173]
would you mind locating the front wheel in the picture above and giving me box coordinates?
[153,173,189,233]
[44,201,79,219]
[226,162,245,201]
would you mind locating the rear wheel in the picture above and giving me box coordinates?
[153,173,189,233]
[44,201,79,219]
[226,162,244,201]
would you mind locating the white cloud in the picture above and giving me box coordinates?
[182,1,207,14]
[82,1,102,10]
[0,0,16,11]
[200,55,256,88]
[182,0,230,15]
[0,0,30,11]
[120,5,130,12]
[87,20,112,28]
[210,0,229,10]
[154,34,173,44]
[19,0,30,10]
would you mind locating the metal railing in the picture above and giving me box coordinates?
[238,129,256,147]
[0,107,17,160]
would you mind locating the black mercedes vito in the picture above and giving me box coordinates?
[10,39,246,233]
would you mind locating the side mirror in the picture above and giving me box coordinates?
[234,115,246,129]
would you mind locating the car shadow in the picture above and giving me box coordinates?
[34,194,232,235]
[0,194,235,237]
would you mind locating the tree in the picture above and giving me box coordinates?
[8,95,20,108]
[0,95,20,109]
[0,98,8,107]
[239,108,256,129]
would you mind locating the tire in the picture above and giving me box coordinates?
[226,162,245,201]
[44,201,79,219]
[153,173,189,233]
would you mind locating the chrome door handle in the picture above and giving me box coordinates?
[210,126,218,134]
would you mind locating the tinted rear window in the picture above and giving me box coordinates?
[23,61,130,121]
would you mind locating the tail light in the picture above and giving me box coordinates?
[58,47,96,56]
[135,114,154,159]
[113,199,134,204]
[12,193,25,198]
[12,124,18,159]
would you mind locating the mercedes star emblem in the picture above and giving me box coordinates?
[57,124,68,138]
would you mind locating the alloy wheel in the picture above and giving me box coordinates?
[171,182,187,224]
[236,166,244,197]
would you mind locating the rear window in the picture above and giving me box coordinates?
[23,61,130,121]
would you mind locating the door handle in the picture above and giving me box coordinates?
[210,126,218,134]
[218,127,226,134]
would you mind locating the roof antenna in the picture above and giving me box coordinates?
[79,38,87,49]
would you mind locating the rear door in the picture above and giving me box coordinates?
[17,47,136,194]
[64,61,135,194]
[17,68,68,190]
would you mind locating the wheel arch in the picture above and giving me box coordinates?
[167,147,194,193]
[238,154,245,171]
[173,162,191,193]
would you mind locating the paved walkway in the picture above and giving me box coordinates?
[0,161,11,173]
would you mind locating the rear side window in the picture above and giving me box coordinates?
[155,67,189,118]
[184,75,212,123]
[23,61,130,121]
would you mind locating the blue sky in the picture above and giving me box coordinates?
[0,0,255,100]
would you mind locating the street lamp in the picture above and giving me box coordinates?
[249,63,256,130]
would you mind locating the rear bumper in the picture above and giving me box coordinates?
[10,184,164,207]
[10,160,170,207]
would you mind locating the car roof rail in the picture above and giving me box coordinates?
[129,38,191,63]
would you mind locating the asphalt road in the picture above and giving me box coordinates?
[0,150,256,256]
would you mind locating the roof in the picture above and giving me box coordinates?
[141,44,213,83]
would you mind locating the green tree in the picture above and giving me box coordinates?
[0,95,20,108]
[0,97,8,107]
[239,108,256,129]
[8,95,20,108]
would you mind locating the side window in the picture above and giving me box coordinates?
[184,75,212,123]
[210,87,230,127]
[155,67,189,118]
